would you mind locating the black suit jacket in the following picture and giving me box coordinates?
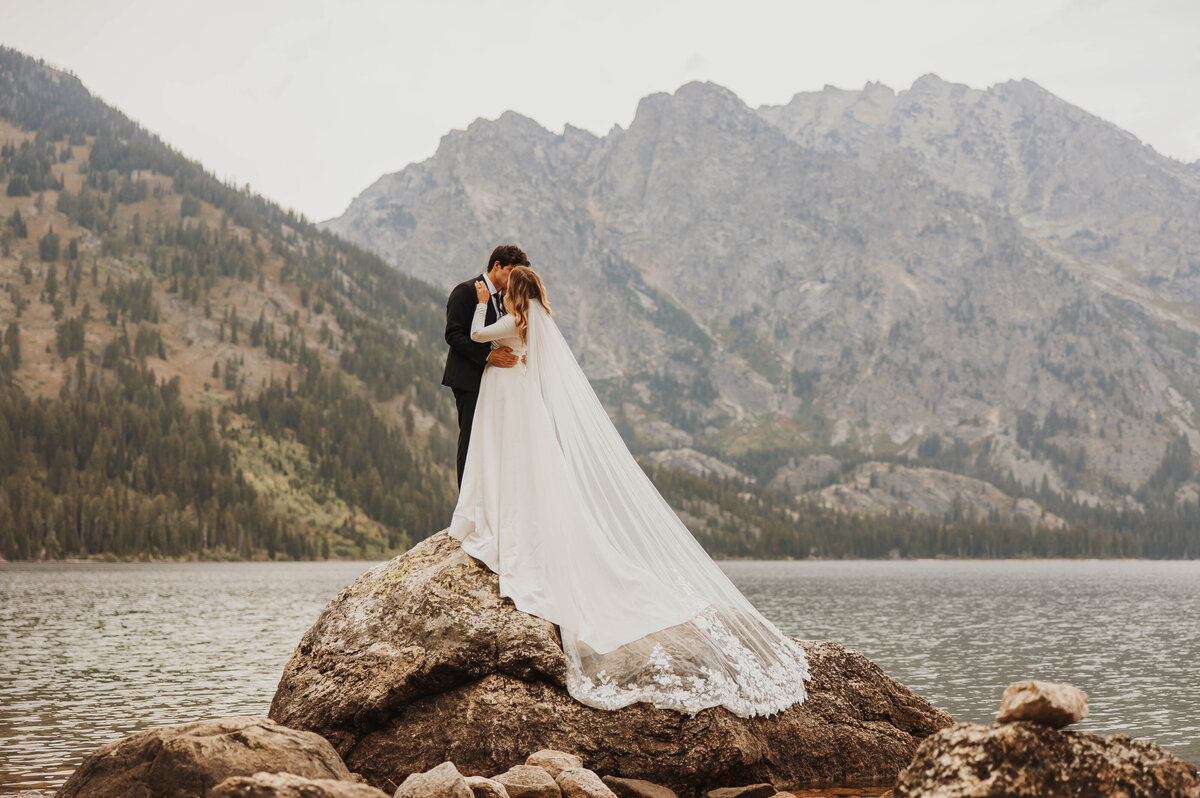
[442,275,501,392]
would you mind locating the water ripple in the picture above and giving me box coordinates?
[1,559,1197,793]
[722,559,1200,765]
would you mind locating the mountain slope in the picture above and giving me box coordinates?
[0,47,458,560]
[4,45,1195,560]
[323,77,1200,554]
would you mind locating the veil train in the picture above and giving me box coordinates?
[519,301,811,716]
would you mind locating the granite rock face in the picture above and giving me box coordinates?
[269,532,953,796]
[322,74,1200,512]
[55,716,355,798]
[996,680,1088,728]
[893,722,1200,798]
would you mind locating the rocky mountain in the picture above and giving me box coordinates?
[759,76,1200,301]
[4,40,1194,559]
[7,46,1055,563]
[323,76,1200,546]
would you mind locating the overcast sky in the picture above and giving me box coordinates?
[3,0,1198,222]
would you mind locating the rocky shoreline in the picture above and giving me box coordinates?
[43,534,1200,797]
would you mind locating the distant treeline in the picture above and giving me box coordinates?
[650,466,1200,559]
[0,347,454,560]
[0,359,290,560]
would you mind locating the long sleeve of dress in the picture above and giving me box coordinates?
[471,302,518,343]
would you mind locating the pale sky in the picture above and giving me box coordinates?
[2,0,1198,222]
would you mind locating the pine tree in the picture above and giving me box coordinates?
[4,322,18,369]
[39,224,60,261]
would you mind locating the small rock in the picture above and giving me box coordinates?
[526,750,584,779]
[894,721,1200,797]
[996,680,1088,728]
[395,762,474,798]
[494,765,561,798]
[212,772,390,797]
[601,777,677,798]
[466,776,511,798]
[704,786,776,798]
[56,716,353,798]
[555,769,616,798]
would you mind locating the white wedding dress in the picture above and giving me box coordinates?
[449,298,810,717]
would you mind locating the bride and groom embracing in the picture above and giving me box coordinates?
[441,245,810,717]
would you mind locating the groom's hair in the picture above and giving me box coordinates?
[487,244,530,273]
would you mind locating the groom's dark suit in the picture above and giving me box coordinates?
[443,274,506,487]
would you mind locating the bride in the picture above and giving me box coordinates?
[449,266,810,717]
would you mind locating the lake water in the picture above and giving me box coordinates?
[1,558,1198,792]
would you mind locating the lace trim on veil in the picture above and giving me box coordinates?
[566,605,810,717]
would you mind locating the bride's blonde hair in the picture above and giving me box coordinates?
[504,266,551,343]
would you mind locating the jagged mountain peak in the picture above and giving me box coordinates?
[905,72,954,91]
[630,80,754,126]
[452,109,554,145]
[323,75,1200,519]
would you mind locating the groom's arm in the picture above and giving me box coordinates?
[445,282,490,366]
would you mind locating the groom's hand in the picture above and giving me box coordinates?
[488,347,519,368]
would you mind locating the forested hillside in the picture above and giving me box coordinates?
[0,46,457,560]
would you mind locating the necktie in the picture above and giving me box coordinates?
[493,291,505,317]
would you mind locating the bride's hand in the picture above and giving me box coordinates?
[474,280,490,303]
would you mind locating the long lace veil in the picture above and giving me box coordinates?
[524,300,810,717]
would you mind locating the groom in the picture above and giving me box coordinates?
[442,244,530,487]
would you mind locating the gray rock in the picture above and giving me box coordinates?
[56,716,354,798]
[643,449,746,482]
[212,772,390,798]
[601,777,676,798]
[767,455,842,493]
[526,751,584,779]
[894,721,1200,797]
[555,769,616,798]
[996,680,1088,728]
[269,533,953,796]
[493,766,561,798]
[393,763,474,798]
[807,462,1066,530]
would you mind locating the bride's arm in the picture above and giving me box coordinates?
[470,300,517,343]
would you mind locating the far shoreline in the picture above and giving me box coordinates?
[3,554,1196,565]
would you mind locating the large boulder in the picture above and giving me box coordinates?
[55,716,356,798]
[269,532,953,796]
[893,721,1200,797]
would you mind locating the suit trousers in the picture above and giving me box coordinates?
[452,386,479,488]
